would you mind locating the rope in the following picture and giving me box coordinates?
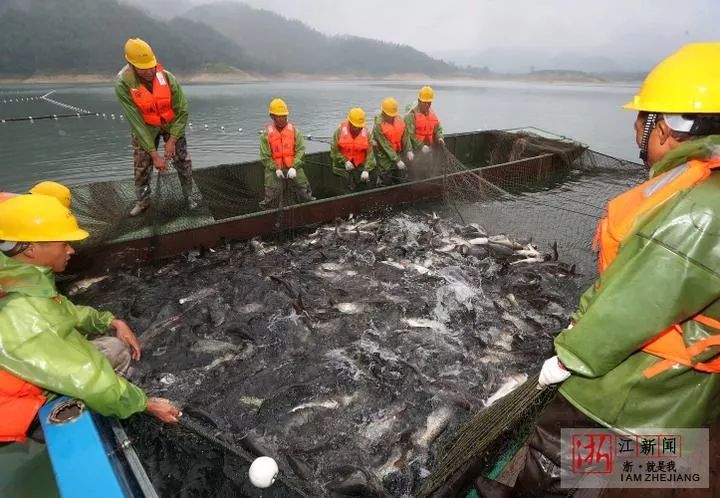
[176,416,313,497]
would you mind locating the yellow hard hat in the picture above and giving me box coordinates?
[29,181,72,208]
[624,43,720,113]
[269,98,289,116]
[347,107,366,128]
[0,195,89,242]
[381,97,399,117]
[124,38,157,70]
[418,86,434,103]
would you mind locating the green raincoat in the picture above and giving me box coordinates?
[329,125,377,179]
[0,254,147,418]
[556,135,720,430]
[371,114,412,172]
[259,124,309,188]
[404,107,444,150]
[115,64,189,153]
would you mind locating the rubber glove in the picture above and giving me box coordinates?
[407,151,415,162]
[287,167,297,179]
[537,356,571,389]
[345,160,354,172]
[276,169,285,179]
[360,171,370,182]
[421,145,431,154]
[396,160,406,170]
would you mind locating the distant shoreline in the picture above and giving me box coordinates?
[0,71,638,86]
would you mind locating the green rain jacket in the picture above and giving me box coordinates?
[371,114,412,171]
[404,107,444,150]
[0,254,147,418]
[556,135,720,430]
[329,125,377,178]
[259,124,309,187]
[115,64,189,153]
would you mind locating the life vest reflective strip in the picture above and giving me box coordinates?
[0,292,46,442]
[380,118,405,153]
[595,158,720,378]
[336,122,369,167]
[413,110,439,145]
[129,63,175,127]
[266,123,295,169]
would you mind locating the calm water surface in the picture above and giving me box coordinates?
[0,79,640,192]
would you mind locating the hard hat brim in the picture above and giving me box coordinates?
[4,228,90,243]
[418,97,433,103]
[348,119,366,128]
[269,111,289,117]
[126,55,158,70]
[383,110,399,118]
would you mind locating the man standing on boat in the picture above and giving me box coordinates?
[0,195,180,443]
[372,97,413,186]
[475,43,720,497]
[115,38,195,217]
[259,98,315,208]
[405,86,445,153]
[330,107,376,193]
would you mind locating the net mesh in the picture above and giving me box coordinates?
[65,130,646,497]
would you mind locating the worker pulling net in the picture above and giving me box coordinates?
[63,130,645,497]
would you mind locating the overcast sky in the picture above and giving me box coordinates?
[197,0,717,71]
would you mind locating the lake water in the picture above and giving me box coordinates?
[0,79,640,192]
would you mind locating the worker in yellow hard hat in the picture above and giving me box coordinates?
[372,97,412,186]
[115,38,196,217]
[0,195,181,443]
[474,43,720,497]
[329,107,377,193]
[29,181,72,208]
[258,98,314,208]
[0,180,73,209]
[405,86,445,153]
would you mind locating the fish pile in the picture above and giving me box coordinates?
[67,210,581,497]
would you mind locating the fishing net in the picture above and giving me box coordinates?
[62,129,646,497]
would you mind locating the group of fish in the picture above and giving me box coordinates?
[67,210,581,497]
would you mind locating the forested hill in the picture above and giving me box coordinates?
[0,0,464,78]
[181,1,460,76]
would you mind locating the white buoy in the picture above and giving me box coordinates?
[204,124,208,129]
[238,127,243,133]
[111,114,116,120]
[95,113,100,117]
[102,113,106,119]
[189,122,193,127]
[248,457,278,488]
[120,114,124,120]
[220,125,225,131]
[28,116,33,123]
[53,114,58,120]
[1,120,5,124]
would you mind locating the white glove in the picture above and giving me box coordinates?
[407,151,415,162]
[537,355,571,389]
[287,167,297,179]
[396,160,406,170]
[421,144,431,154]
[360,170,370,182]
[275,169,285,179]
[345,160,354,172]
[438,138,446,147]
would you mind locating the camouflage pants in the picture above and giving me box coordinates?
[133,133,193,201]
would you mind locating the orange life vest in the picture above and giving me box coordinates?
[595,158,720,378]
[129,63,175,127]
[380,118,405,153]
[414,110,439,145]
[336,121,369,167]
[0,292,46,443]
[266,123,296,169]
